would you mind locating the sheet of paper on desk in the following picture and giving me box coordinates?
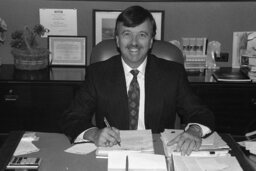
[96,129,154,158]
[173,155,243,171]
[244,141,256,155]
[13,132,40,156]
[108,151,167,171]
[161,129,230,157]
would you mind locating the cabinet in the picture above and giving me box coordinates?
[1,65,256,136]
[188,71,256,136]
[0,65,85,133]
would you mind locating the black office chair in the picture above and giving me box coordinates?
[90,39,184,129]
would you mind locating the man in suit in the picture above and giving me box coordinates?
[60,5,214,156]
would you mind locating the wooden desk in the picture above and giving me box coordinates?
[0,131,255,171]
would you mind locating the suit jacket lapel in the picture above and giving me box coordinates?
[110,56,130,129]
[144,55,164,130]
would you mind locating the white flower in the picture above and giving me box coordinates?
[0,17,7,44]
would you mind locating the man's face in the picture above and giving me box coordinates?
[116,19,154,68]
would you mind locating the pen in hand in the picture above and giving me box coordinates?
[104,117,121,146]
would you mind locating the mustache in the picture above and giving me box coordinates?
[127,44,141,49]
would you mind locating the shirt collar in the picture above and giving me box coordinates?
[121,57,147,77]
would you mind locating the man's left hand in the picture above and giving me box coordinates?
[167,125,202,156]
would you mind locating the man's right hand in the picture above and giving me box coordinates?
[83,127,120,147]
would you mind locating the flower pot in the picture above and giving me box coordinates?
[11,48,49,70]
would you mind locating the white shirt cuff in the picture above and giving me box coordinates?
[185,123,211,137]
[74,127,97,143]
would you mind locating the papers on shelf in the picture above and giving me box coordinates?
[172,155,243,171]
[96,130,154,158]
[13,132,40,156]
[108,151,167,171]
[161,129,230,157]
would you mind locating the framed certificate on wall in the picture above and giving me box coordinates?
[48,36,87,66]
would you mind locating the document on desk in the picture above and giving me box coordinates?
[173,155,243,171]
[96,129,154,158]
[108,151,167,171]
[161,129,230,157]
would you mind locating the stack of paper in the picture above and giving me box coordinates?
[238,130,256,155]
[13,132,40,156]
[108,151,167,171]
[96,130,154,158]
[244,141,256,155]
[172,155,243,171]
[161,129,230,157]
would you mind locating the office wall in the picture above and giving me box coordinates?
[0,0,256,66]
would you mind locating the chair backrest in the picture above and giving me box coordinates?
[90,39,184,65]
[89,39,183,129]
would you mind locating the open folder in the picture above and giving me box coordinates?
[172,155,243,171]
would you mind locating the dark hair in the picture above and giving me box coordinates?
[115,6,156,38]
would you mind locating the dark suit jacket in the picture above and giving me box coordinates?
[60,54,214,142]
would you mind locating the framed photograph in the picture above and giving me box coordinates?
[48,36,87,66]
[93,9,164,45]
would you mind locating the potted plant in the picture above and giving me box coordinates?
[10,24,50,70]
[0,17,7,66]
[0,17,7,44]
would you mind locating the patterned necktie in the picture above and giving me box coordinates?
[128,69,140,130]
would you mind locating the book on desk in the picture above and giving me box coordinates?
[212,67,251,82]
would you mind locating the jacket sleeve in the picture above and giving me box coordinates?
[59,66,97,142]
[175,65,215,132]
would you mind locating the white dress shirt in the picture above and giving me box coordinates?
[121,57,147,130]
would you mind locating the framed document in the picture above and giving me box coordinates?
[93,9,164,45]
[48,36,87,66]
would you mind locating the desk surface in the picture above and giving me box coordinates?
[0,132,164,171]
[0,132,255,171]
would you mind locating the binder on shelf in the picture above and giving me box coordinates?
[212,67,251,82]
